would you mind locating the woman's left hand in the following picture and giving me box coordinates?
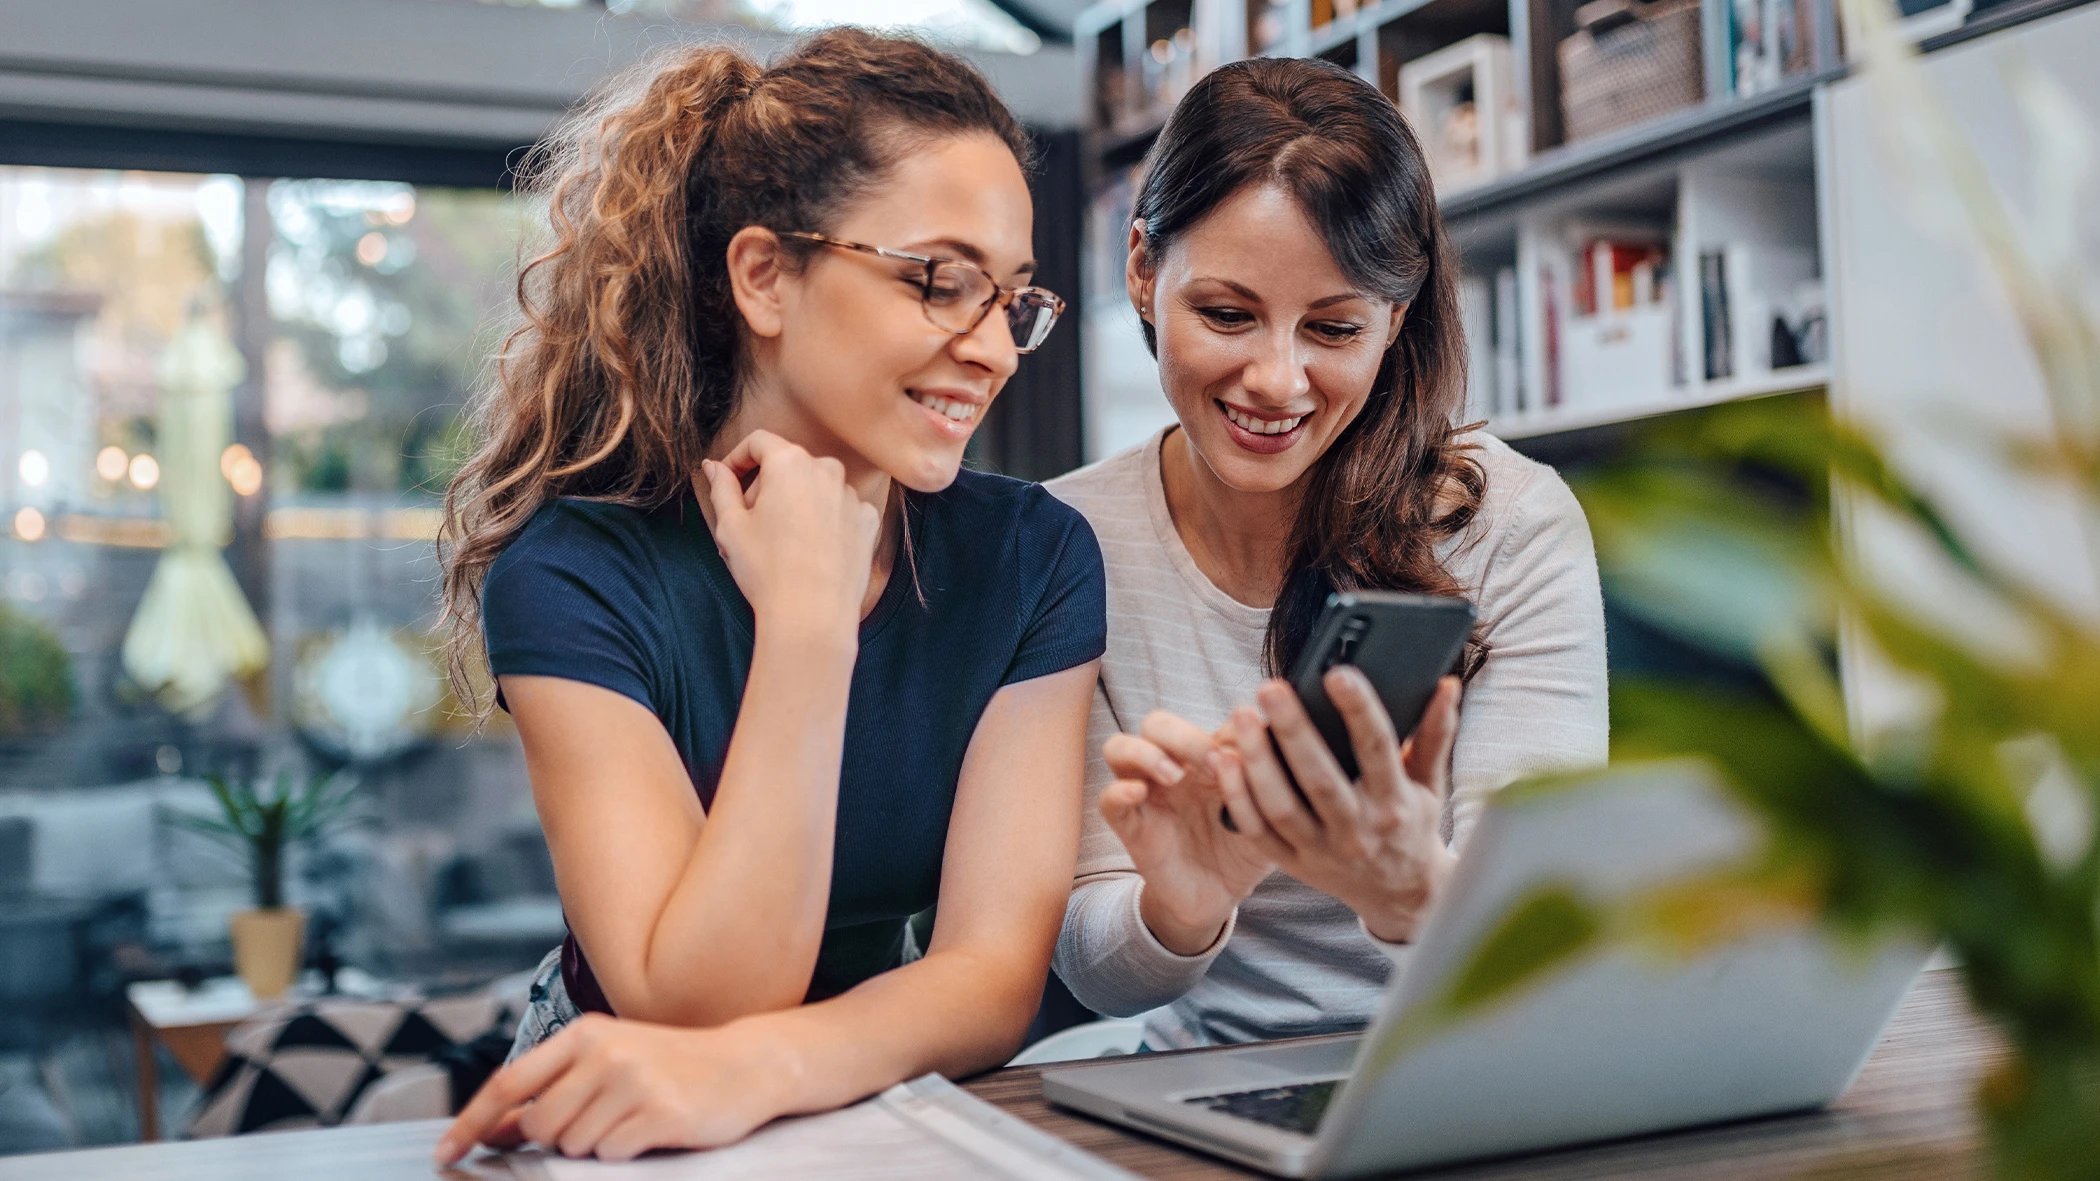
[434,1012,793,1165]
[1213,670,1462,944]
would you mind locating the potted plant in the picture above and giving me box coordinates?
[170,769,359,999]
[0,600,76,741]
[1418,1,2100,1168]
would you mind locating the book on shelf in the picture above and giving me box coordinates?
[1699,243,1824,382]
[1700,250,1732,381]
[1461,274,1495,423]
[1574,239,1667,318]
[1541,263,1562,409]
[1556,235,1677,412]
[1494,267,1523,416]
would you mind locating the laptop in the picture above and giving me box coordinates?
[1040,764,1931,1178]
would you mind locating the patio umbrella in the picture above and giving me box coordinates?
[121,314,269,717]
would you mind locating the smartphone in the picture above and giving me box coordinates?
[1287,592,1476,780]
[1218,592,1476,831]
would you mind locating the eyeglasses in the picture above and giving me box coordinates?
[780,232,1065,353]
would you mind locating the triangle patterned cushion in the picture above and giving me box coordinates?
[186,991,524,1138]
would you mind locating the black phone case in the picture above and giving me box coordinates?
[1288,592,1476,781]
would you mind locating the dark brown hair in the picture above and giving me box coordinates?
[1132,55,1485,677]
[438,29,1031,707]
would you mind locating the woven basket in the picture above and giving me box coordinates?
[1558,0,1703,143]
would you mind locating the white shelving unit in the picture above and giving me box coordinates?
[1073,0,2086,459]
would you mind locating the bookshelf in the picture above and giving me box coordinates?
[1072,0,2077,457]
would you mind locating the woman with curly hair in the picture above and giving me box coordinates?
[434,29,1103,1162]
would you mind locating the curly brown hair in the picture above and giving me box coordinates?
[1132,56,1486,678]
[438,29,1032,710]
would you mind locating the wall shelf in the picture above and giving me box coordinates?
[1439,74,1827,224]
[1490,366,1829,440]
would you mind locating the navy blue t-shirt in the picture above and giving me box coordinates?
[481,470,1106,1013]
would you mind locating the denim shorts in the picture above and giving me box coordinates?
[508,947,584,1063]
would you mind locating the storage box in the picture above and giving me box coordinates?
[1558,0,1704,143]
[1560,303,1676,410]
[1400,34,1529,193]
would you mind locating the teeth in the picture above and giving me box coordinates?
[911,391,979,424]
[1223,406,1305,435]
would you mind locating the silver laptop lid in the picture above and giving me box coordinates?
[1307,763,1927,1179]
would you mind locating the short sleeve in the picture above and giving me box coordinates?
[481,502,666,715]
[1001,494,1108,687]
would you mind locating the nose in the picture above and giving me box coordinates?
[1241,325,1310,406]
[950,299,1020,382]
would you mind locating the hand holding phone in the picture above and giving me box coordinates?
[1289,592,1474,780]
[1221,592,1473,830]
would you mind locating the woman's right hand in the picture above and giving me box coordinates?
[702,430,881,640]
[1101,711,1275,956]
[436,1012,793,1164]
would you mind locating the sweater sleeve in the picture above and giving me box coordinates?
[1052,679,1237,1017]
[1446,462,1610,849]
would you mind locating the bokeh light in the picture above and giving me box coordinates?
[96,445,129,482]
[18,449,48,487]
[13,506,46,541]
[221,443,264,496]
[129,453,160,490]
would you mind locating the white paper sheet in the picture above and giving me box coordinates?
[511,1075,1134,1181]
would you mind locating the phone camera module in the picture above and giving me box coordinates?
[1333,616,1371,666]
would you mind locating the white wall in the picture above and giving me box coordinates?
[0,0,1080,150]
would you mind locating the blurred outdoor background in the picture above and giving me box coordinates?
[0,0,1086,1149]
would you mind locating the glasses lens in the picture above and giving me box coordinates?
[1008,291,1062,353]
[922,262,995,333]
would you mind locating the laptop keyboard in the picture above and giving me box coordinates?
[1185,1079,1341,1135]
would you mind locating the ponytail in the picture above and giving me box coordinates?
[439,30,1029,711]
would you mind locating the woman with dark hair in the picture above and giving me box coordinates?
[432,29,1104,1161]
[1047,56,1607,1048]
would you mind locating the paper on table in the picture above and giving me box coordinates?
[522,1100,980,1180]
[512,1074,1135,1181]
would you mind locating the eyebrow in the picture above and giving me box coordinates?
[910,238,1038,278]
[1198,278,1365,310]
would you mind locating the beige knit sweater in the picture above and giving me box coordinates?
[1044,428,1609,1048]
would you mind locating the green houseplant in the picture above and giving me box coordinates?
[1418,2,2100,1173]
[170,770,359,998]
[0,600,76,740]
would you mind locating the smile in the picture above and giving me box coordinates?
[910,390,980,425]
[1216,400,1311,454]
[1221,405,1305,435]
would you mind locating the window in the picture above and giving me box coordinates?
[0,167,555,1132]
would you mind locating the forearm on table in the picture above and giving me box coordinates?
[617,622,859,1025]
[751,943,1049,1117]
[1054,874,1228,1018]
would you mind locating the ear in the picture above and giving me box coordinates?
[1387,301,1410,341]
[1125,219,1154,325]
[726,226,788,340]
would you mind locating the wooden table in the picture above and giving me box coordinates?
[19,968,1999,1180]
[125,977,257,1143]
